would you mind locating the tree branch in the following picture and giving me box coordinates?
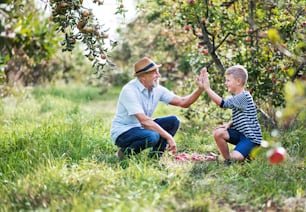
[197,16,225,73]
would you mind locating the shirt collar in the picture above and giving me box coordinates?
[135,78,149,93]
[134,78,157,98]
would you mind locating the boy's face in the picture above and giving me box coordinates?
[225,74,241,94]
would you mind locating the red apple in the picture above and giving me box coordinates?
[101,33,109,39]
[201,49,209,55]
[245,37,252,43]
[184,25,191,31]
[100,53,107,60]
[188,0,195,4]
[227,38,235,43]
[77,21,85,30]
[82,26,94,33]
[69,38,76,44]
[269,147,287,164]
[259,31,267,38]
[82,10,92,17]
[247,28,253,34]
[175,153,190,161]
[59,2,69,8]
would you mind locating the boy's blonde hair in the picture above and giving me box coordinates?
[225,65,248,85]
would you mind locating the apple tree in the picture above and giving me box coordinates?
[0,0,65,88]
[0,0,128,89]
[46,0,128,75]
[132,0,305,125]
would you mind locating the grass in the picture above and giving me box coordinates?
[0,83,305,211]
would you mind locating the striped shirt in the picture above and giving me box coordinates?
[221,91,262,144]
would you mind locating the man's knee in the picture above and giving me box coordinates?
[156,115,180,136]
[170,115,180,129]
[146,131,160,146]
[171,115,180,124]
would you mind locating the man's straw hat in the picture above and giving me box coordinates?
[134,57,161,76]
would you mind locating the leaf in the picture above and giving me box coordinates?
[267,28,280,44]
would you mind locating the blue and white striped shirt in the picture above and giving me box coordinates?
[221,91,262,144]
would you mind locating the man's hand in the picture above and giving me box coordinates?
[166,138,177,154]
[196,74,205,90]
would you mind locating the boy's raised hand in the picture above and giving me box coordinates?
[200,67,210,90]
[201,67,208,77]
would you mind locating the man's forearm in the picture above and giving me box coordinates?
[141,118,173,140]
[181,87,205,108]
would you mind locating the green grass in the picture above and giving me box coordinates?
[0,83,305,211]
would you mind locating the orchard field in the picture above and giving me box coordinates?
[0,84,305,211]
[0,0,305,211]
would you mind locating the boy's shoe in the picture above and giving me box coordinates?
[117,148,124,159]
[224,159,233,166]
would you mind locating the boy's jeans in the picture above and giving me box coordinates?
[115,115,180,157]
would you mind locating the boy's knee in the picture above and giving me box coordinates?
[213,128,226,139]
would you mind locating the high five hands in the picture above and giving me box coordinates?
[197,67,210,90]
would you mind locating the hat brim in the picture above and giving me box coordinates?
[134,64,162,76]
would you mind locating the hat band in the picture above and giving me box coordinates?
[135,63,155,74]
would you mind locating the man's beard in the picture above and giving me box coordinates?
[152,79,159,88]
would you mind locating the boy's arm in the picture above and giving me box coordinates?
[201,67,223,106]
[205,87,223,106]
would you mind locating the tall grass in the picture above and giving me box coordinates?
[0,84,305,211]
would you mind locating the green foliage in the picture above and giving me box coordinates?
[0,84,305,211]
[280,80,306,126]
[0,0,128,86]
[0,0,64,87]
[114,0,305,124]
[47,0,126,73]
[0,0,60,62]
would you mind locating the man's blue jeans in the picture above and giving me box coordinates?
[115,116,180,157]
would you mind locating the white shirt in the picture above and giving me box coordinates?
[110,78,175,143]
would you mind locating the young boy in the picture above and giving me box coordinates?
[201,65,262,164]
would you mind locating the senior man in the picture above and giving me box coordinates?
[110,56,206,159]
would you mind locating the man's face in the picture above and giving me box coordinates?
[143,69,161,89]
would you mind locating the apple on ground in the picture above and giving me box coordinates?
[268,146,287,164]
